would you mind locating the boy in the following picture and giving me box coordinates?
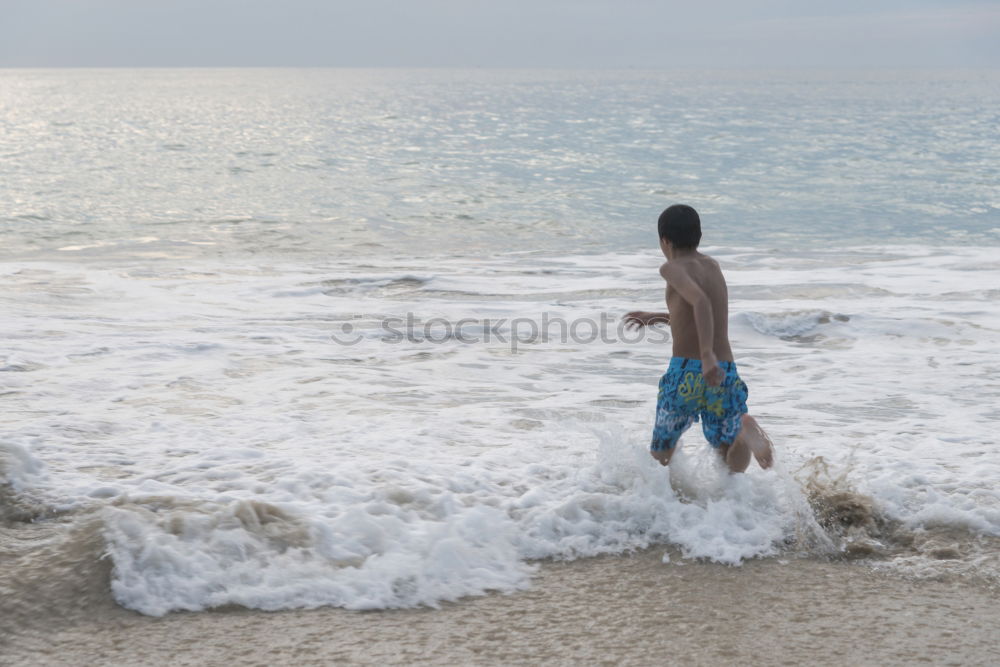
[625,204,773,473]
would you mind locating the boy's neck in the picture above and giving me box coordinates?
[667,247,699,261]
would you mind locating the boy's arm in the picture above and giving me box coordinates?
[659,262,722,385]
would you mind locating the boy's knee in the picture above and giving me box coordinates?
[722,441,750,473]
[651,448,674,466]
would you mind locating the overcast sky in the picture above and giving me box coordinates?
[2,0,998,68]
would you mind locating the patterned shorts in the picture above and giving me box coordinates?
[650,357,749,451]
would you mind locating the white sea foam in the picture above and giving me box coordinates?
[0,442,51,522]
[0,442,46,490]
[4,245,999,613]
[95,426,819,616]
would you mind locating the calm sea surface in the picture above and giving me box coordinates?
[2,68,999,260]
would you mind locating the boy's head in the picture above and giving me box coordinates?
[658,204,701,253]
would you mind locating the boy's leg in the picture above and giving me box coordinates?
[717,440,751,473]
[717,416,774,472]
[737,415,774,469]
[651,422,688,466]
[702,366,775,473]
[650,362,693,467]
[702,394,750,472]
[651,418,691,466]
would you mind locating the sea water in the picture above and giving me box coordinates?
[2,69,999,617]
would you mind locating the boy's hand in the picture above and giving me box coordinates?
[624,311,669,330]
[701,350,723,386]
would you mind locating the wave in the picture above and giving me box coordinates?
[0,515,114,631]
[0,442,53,523]
[3,431,999,619]
[737,309,851,340]
[315,275,432,297]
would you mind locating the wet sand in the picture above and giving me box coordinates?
[5,549,999,666]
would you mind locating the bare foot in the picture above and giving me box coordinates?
[739,415,775,469]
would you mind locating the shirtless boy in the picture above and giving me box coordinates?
[625,204,773,473]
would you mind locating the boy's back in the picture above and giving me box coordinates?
[663,252,734,364]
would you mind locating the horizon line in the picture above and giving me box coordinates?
[2,64,997,71]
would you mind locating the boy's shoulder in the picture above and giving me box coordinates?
[694,250,720,267]
[659,253,724,287]
[661,252,719,274]
[691,252,723,278]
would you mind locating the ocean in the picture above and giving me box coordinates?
[2,68,999,664]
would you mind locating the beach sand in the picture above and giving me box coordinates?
[5,546,998,667]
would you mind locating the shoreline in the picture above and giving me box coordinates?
[6,549,999,666]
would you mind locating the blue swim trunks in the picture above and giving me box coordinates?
[650,357,749,451]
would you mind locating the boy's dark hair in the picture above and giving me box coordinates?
[657,204,701,250]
